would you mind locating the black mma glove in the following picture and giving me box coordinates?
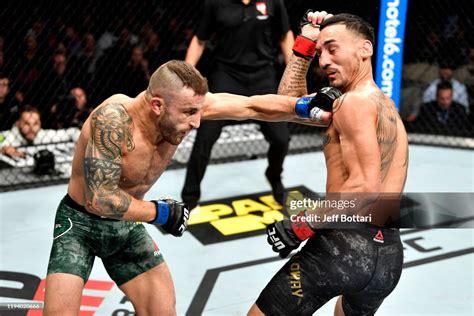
[295,87,342,120]
[292,10,318,59]
[300,9,315,29]
[150,198,190,237]
[266,212,316,258]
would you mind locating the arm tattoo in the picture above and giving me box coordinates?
[278,55,312,96]
[84,103,135,218]
[91,103,134,161]
[84,157,131,218]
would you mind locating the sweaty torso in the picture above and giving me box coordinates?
[68,94,178,205]
[324,88,408,193]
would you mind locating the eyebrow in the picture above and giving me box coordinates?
[322,39,337,46]
[316,38,337,52]
[184,104,200,111]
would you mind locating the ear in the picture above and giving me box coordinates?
[150,96,165,116]
[360,40,373,59]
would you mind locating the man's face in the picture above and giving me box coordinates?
[436,88,453,110]
[18,111,41,142]
[0,78,9,99]
[71,88,87,109]
[84,33,95,50]
[53,54,66,75]
[316,24,366,90]
[158,87,204,145]
[131,47,144,64]
[25,35,37,51]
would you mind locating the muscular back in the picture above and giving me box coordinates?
[374,91,408,189]
[324,87,408,193]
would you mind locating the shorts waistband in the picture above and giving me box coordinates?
[63,194,119,221]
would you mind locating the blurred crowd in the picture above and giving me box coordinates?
[400,8,474,137]
[0,1,203,137]
[0,0,472,155]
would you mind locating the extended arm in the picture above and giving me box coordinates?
[0,128,27,157]
[0,142,25,157]
[201,92,332,127]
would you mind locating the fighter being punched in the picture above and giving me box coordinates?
[251,10,407,316]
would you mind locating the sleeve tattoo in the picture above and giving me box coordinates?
[278,55,312,97]
[84,103,135,218]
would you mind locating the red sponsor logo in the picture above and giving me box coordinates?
[27,278,114,315]
[373,230,385,243]
[256,2,267,16]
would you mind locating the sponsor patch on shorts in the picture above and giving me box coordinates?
[53,218,73,240]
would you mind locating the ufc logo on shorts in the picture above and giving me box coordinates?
[268,227,285,250]
[179,207,190,234]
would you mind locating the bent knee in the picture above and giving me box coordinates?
[135,298,176,316]
[132,290,176,316]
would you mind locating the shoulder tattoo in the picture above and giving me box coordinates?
[91,103,135,161]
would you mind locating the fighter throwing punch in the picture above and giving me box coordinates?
[249,11,408,316]
[44,60,340,315]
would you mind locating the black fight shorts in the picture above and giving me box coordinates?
[256,228,403,315]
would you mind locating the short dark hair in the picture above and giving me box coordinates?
[320,13,375,45]
[166,60,208,95]
[436,80,452,93]
[149,60,209,97]
[438,60,456,70]
[0,72,8,80]
[19,105,40,117]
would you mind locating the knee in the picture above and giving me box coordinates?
[162,295,177,315]
[154,300,176,316]
[139,294,176,316]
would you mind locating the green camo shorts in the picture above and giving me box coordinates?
[47,195,164,286]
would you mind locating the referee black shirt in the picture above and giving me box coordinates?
[195,0,291,69]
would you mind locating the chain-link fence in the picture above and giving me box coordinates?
[0,0,472,191]
[400,0,474,145]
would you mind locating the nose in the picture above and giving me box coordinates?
[190,113,201,129]
[319,52,331,70]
